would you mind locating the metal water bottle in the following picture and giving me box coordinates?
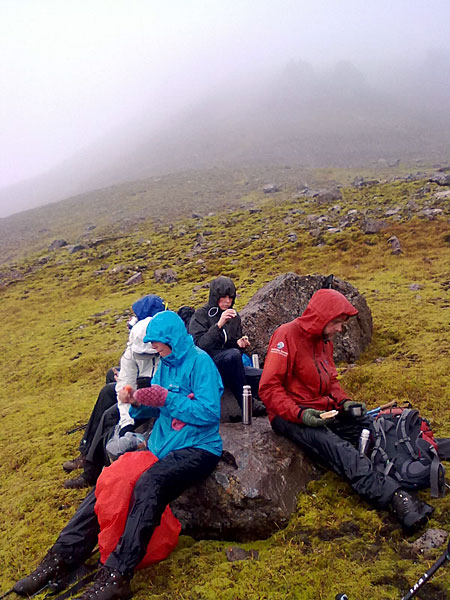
[251,353,260,369]
[242,385,252,425]
[359,428,370,457]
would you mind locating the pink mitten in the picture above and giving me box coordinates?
[133,385,168,407]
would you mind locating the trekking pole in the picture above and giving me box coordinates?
[400,536,450,600]
[366,400,397,417]
[65,423,87,435]
[0,588,13,600]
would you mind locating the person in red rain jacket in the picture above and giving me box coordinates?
[259,288,434,533]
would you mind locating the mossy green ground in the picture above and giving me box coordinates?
[1,173,449,599]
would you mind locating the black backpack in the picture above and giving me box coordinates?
[369,407,446,498]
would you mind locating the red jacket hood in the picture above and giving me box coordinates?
[298,289,358,337]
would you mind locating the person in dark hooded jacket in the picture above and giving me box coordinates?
[189,276,266,417]
[259,288,434,533]
[13,311,222,600]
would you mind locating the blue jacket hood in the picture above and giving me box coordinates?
[132,295,166,321]
[144,311,195,365]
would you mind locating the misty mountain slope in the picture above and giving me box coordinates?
[1,163,403,266]
[1,175,449,598]
[1,58,449,217]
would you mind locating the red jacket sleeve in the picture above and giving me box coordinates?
[326,341,349,408]
[259,328,303,423]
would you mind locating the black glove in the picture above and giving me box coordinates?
[118,424,135,438]
[342,401,367,418]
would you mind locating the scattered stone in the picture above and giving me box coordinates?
[409,529,449,556]
[387,236,402,255]
[240,273,372,365]
[384,206,402,217]
[430,172,450,186]
[315,189,342,204]
[422,208,444,219]
[249,208,262,214]
[192,213,201,219]
[68,244,86,254]
[154,268,178,283]
[124,272,143,286]
[434,190,450,201]
[225,547,259,562]
[196,258,205,265]
[48,239,68,251]
[172,418,319,541]
[287,233,298,242]
[327,227,341,234]
[409,283,422,291]
[263,184,280,194]
[362,219,387,234]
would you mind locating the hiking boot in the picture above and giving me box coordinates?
[63,454,86,473]
[13,550,70,596]
[252,399,267,418]
[390,489,434,532]
[63,474,91,489]
[79,565,132,600]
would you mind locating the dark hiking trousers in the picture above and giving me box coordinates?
[271,414,400,508]
[79,383,117,457]
[53,447,220,573]
[213,349,262,408]
[79,378,152,484]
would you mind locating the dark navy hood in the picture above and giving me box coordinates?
[208,276,236,308]
[144,310,194,366]
[132,295,166,321]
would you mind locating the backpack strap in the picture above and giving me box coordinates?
[396,409,420,459]
[371,417,399,479]
[429,445,445,498]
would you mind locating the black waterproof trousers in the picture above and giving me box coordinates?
[78,383,117,457]
[53,447,220,574]
[272,414,400,508]
[213,349,262,408]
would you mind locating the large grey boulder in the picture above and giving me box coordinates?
[172,418,319,541]
[240,273,372,364]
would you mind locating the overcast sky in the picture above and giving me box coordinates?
[1,0,449,196]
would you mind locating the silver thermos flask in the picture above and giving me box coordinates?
[251,353,260,369]
[359,428,370,457]
[242,385,252,425]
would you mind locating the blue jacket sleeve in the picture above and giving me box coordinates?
[129,405,160,420]
[164,353,223,426]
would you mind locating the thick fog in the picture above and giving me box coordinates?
[1,0,450,217]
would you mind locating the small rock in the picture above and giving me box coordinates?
[430,173,450,186]
[68,244,86,254]
[48,239,68,251]
[225,547,259,562]
[154,268,178,284]
[263,184,280,194]
[409,283,422,291]
[388,236,402,254]
[362,219,387,234]
[410,529,449,555]
[125,272,143,286]
[315,189,342,204]
[287,233,298,242]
